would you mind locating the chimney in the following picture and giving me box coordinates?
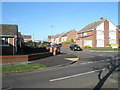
[100,17,103,21]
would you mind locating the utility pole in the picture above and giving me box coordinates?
[32,33,34,41]
[51,26,54,35]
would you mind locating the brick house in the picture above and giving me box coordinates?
[60,30,77,43]
[54,32,66,44]
[47,30,77,44]
[22,35,32,42]
[76,17,119,48]
[0,24,19,55]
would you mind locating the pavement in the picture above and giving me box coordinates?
[29,53,79,67]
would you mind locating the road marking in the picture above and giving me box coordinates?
[65,58,79,61]
[87,62,93,64]
[50,69,100,82]
[89,50,118,52]
[81,62,87,65]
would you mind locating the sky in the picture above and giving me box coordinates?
[2,2,118,41]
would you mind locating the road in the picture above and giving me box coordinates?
[2,48,119,89]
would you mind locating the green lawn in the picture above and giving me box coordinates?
[88,48,120,51]
[2,64,47,73]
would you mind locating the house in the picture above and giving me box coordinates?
[47,35,55,44]
[47,30,77,44]
[61,30,77,43]
[76,17,119,48]
[54,32,66,44]
[0,24,19,55]
[22,35,32,42]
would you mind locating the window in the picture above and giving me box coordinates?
[83,33,87,36]
[109,30,116,35]
[0,37,9,46]
[97,30,104,35]
[84,40,92,47]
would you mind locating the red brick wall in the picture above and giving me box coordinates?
[92,30,97,48]
[1,55,28,63]
[76,30,96,48]
[116,29,119,44]
[67,30,77,41]
[1,51,55,64]
[9,38,14,46]
[104,20,109,47]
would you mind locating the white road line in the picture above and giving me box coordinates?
[87,62,93,64]
[81,62,87,65]
[50,70,100,82]
[90,51,118,52]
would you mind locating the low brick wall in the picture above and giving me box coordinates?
[0,52,52,64]
[1,55,28,63]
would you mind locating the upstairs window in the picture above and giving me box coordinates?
[83,33,87,36]
[97,30,104,35]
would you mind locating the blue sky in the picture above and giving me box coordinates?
[2,2,118,40]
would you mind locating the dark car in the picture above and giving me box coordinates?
[69,44,82,51]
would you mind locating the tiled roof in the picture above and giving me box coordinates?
[48,35,54,39]
[77,19,105,34]
[61,30,75,37]
[0,24,18,35]
[22,35,32,39]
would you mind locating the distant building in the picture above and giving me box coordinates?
[61,30,77,43]
[47,29,77,44]
[76,17,119,48]
[0,24,21,55]
[22,35,32,42]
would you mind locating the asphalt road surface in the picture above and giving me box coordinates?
[2,48,119,89]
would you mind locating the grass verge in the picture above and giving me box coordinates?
[2,64,47,73]
[88,48,120,51]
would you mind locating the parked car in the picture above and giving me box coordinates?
[69,44,82,51]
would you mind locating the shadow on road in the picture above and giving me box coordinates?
[93,56,120,90]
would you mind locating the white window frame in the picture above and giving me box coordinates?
[83,33,87,36]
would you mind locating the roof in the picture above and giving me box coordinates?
[61,30,76,37]
[48,35,54,39]
[0,24,18,36]
[54,34,61,38]
[77,19,105,34]
[22,35,32,39]
[55,32,66,38]
[76,34,93,40]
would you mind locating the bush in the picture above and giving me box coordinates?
[63,40,71,44]
[106,44,111,47]
[84,45,91,49]
[70,39,74,43]
[111,43,119,47]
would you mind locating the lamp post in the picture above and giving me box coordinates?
[51,26,54,44]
